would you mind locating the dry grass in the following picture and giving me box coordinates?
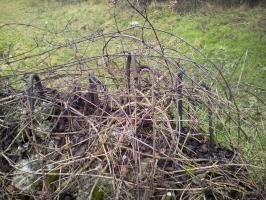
[0,23,265,199]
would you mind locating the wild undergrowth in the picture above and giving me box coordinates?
[0,0,265,198]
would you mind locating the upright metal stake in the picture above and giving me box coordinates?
[176,72,183,135]
[191,76,198,128]
[88,72,100,109]
[125,53,132,115]
[202,84,215,154]
[131,54,141,92]
[126,53,131,93]
[27,73,44,113]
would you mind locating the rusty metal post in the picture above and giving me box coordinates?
[88,72,100,109]
[131,54,141,92]
[27,73,44,112]
[125,53,132,115]
[202,84,215,154]
[176,71,183,135]
[126,53,131,93]
[191,77,197,112]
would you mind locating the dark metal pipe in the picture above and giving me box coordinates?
[126,53,131,93]
[27,73,44,112]
[202,84,215,154]
[176,71,183,134]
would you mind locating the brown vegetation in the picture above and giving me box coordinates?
[0,24,264,199]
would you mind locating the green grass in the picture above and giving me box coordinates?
[149,6,266,87]
[1,0,265,86]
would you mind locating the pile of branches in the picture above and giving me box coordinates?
[0,23,265,199]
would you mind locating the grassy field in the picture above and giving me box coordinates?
[0,0,265,87]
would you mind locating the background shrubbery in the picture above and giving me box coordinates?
[109,0,266,14]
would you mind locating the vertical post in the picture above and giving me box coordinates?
[191,77,197,127]
[191,77,196,111]
[88,72,100,109]
[126,53,131,94]
[176,71,183,135]
[131,54,141,92]
[27,73,44,113]
[125,53,132,115]
[202,84,215,154]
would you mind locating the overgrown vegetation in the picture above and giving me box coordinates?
[0,0,265,199]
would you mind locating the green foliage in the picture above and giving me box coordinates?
[92,185,105,200]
